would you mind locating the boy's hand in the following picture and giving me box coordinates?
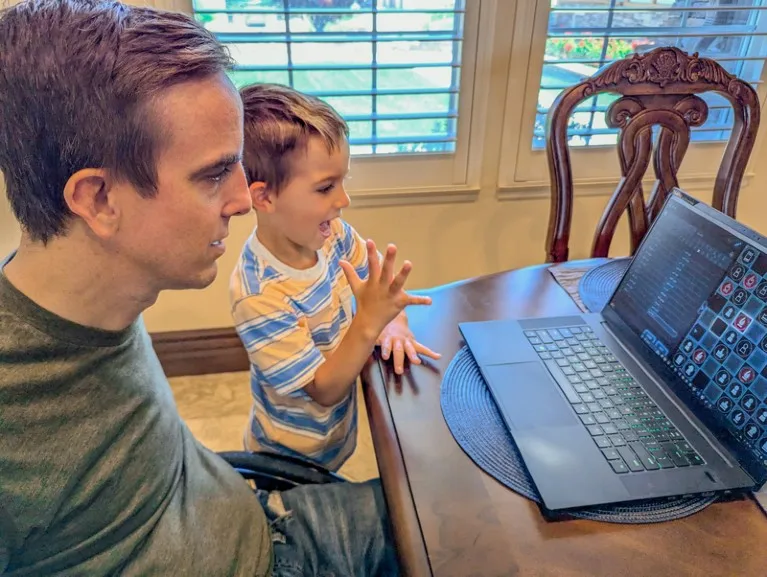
[378,313,441,375]
[339,239,431,341]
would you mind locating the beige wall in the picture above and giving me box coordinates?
[143,189,632,331]
[3,162,766,332]
[141,166,767,332]
[0,181,20,259]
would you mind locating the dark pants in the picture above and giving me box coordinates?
[256,479,400,576]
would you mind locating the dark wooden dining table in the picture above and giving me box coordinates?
[361,259,767,577]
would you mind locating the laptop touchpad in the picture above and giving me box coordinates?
[483,362,579,431]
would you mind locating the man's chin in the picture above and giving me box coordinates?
[194,263,219,289]
[165,263,218,291]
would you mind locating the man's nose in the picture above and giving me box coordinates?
[224,164,252,217]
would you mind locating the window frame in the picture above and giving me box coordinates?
[167,0,486,205]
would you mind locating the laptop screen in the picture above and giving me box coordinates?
[606,193,767,475]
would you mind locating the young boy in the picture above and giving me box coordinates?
[230,84,441,471]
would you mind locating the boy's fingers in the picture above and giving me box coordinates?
[410,295,431,305]
[389,260,412,294]
[405,294,431,307]
[365,239,381,281]
[404,340,422,364]
[339,260,362,295]
[414,341,441,360]
[379,335,392,360]
[392,339,405,375]
[379,244,397,287]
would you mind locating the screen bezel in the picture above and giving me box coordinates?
[601,189,767,486]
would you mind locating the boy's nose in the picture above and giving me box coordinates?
[335,187,351,209]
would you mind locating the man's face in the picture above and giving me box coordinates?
[113,72,250,292]
[268,136,351,256]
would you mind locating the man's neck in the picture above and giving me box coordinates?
[3,235,157,332]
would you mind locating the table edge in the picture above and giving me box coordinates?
[362,353,433,577]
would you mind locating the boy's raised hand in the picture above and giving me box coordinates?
[339,239,432,343]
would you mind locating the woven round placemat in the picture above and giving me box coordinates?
[578,257,632,312]
[440,346,719,523]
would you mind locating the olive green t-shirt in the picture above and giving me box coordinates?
[0,261,272,575]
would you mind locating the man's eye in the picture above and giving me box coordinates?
[210,166,232,182]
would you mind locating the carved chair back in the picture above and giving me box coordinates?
[545,47,760,263]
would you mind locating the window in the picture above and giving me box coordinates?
[535,0,767,148]
[192,0,466,157]
[498,0,767,192]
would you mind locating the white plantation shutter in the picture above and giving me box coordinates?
[193,0,466,156]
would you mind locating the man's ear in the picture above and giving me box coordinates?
[62,168,120,239]
[249,181,275,213]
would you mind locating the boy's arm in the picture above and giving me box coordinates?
[233,293,376,407]
[306,316,379,406]
[233,295,325,398]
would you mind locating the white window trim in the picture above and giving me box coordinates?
[153,0,486,207]
[496,0,766,201]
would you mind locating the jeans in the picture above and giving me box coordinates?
[256,479,400,576]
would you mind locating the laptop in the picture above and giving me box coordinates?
[459,188,767,511]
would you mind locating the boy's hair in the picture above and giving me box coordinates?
[240,83,349,192]
[0,0,234,244]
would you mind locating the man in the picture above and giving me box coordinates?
[0,0,401,574]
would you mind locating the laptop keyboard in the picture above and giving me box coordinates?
[524,326,706,474]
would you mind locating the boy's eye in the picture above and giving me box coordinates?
[317,183,335,194]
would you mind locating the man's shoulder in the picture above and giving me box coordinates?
[0,285,64,358]
[0,309,43,367]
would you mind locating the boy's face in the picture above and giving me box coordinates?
[262,135,351,257]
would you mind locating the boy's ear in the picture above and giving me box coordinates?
[249,181,274,213]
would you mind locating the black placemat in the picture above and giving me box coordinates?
[578,257,632,312]
[440,346,719,523]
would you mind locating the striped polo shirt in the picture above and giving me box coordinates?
[229,218,370,471]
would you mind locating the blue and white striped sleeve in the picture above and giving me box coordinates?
[233,292,324,396]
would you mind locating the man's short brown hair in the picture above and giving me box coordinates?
[0,0,234,243]
[240,83,349,193]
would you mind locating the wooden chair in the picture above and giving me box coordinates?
[545,46,760,263]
